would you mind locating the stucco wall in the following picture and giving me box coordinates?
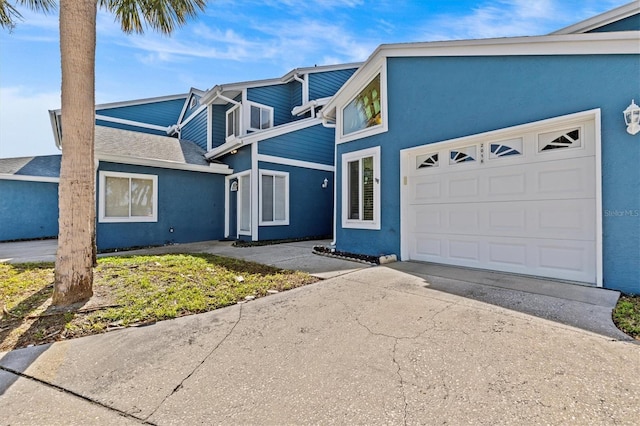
[0,179,59,241]
[335,54,640,293]
[257,161,333,240]
[96,162,225,250]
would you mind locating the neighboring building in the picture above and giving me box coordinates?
[321,2,640,294]
[0,127,231,250]
[1,64,359,249]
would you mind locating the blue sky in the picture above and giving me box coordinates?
[0,0,629,158]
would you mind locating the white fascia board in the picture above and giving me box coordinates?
[97,154,233,175]
[257,154,335,172]
[178,104,208,128]
[49,93,189,116]
[551,2,639,35]
[242,118,322,144]
[0,173,59,183]
[322,32,640,119]
[204,138,243,160]
[205,118,323,160]
[281,62,363,80]
[95,115,170,133]
[95,93,188,110]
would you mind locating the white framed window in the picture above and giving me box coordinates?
[339,65,388,144]
[189,96,198,109]
[99,171,158,223]
[341,146,380,230]
[226,104,241,141]
[248,102,273,132]
[259,170,289,226]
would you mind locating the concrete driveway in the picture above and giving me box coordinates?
[2,254,639,424]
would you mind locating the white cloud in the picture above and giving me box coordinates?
[0,87,60,158]
[416,0,630,41]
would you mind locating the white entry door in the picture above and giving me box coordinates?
[402,114,599,284]
[238,173,251,236]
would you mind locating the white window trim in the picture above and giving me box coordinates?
[99,170,158,223]
[259,169,289,226]
[246,101,274,132]
[341,146,381,230]
[226,103,242,142]
[337,65,388,144]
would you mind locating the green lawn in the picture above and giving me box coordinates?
[613,294,640,340]
[0,254,318,352]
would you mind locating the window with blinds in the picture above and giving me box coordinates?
[341,146,380,230]
[260,170,289,225]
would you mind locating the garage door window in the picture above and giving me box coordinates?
[538,127,581,152]
[342,146,380,229]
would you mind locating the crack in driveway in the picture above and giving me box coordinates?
[144,303,244,422]
[351,302,454,426]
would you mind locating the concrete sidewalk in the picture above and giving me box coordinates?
[1,266,639,425]
[0,239,365,280]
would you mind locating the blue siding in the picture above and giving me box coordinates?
[588,13,639,32]
[96,162,225,250]
[98,98,186,127]
[290,80,302,114]
[0,179,58,241]
[211,105,227,149]
[181,109,208,150]
[258,162,333,240]
[220,145,251,173]
[336,54,640,294]
[95,119,168,136]
[258,124,335,166]
[309,68,357,100]
[248,81,301,126]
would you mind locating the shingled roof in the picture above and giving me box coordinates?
[0,126,231,178]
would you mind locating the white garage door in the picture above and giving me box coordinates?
[402,114,598,284]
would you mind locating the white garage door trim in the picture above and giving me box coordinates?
[400,109,602,286]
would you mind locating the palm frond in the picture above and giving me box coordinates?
[0,0,56,29]
[99,0,207,35]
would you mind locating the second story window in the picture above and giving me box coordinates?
[249,103,273,131]
[226,104,241,140]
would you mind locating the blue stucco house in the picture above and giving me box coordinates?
[321,2,640,294]
[1,3,637,294]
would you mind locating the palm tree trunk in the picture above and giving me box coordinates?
[53,0,97,306]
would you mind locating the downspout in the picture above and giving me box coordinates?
[322,116,336,128]
[293,73,308,105]
[321,111,338,247]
